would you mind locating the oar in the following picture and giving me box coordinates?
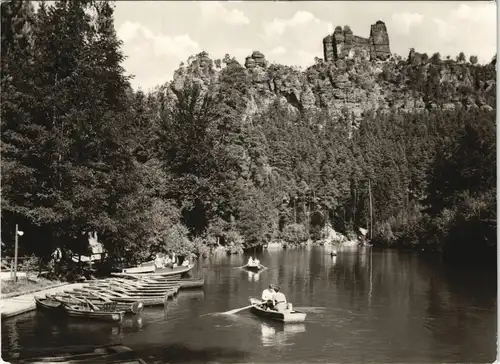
[293,306,327,313]
[221,304,254,315]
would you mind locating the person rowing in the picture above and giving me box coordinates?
[261,284,276,310]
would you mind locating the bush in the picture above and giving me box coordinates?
[281,223,308,245]
[18,254,40,275]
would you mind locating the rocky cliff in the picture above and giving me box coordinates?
[163,21,496,125]
[323,21,390,62]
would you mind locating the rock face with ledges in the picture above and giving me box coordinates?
[323,21,391,62]
[163,28,495,127]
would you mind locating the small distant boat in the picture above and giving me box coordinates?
[249,298,306,323]
[244,262,264,272]
[6,344,147,363]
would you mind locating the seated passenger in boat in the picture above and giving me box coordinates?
[164,255,172,266]
[154,254,165,269]
[261,284,275,310]
[182,258,190,267]
[272,286,288,313]
[247,257,255,266]
[254,258,260,266]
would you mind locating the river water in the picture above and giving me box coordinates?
[2,246,497,363]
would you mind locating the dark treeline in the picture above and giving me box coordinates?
[1,1,496,266]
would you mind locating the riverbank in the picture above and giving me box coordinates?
[1,277,63,297]
[0,282,85,319]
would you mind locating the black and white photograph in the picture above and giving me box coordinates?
[0,0,497,363]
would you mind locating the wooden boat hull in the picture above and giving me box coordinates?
[122,265,156,274]
[244,264,264,272]
[35,296,63,313]
[35,297,126,322]
[108,276,204,289]
[249,298,306,323]
[80,283,180,297]
[47,294,144,314]
[111,264,193,278]
[62,304,125,323]
[69,288,177,306]
[87,282,179,294]
[61,290,145,312]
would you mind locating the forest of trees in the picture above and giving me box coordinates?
[1,1,496,268]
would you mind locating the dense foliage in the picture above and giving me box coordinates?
[1,0,496,266]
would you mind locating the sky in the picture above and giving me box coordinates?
[112,1,498,91]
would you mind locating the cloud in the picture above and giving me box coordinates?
[117,21,200,90]
[270,46,286,55]
[432,17,455,41]
[263,10,322,38]
[427,3,495,61]
[117,21,199,58]
[200,2,250,25]
[391,12,424,34]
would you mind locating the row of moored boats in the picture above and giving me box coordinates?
[35,264,202,323]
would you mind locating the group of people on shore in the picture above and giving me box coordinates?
[154,253,191,269]
[261,284,289,312]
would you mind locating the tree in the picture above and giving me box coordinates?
[430,52,441,63]
[470,55,478,65]
[457,52,466,63]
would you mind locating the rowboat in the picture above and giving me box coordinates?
[249,298,306,323]
[61,303,125,323]
[112,276,205,289]
[59,290,144,313]
[111,264,194,278]
[122,265,156,274]
[90,279,180,292]
[35,296,126,322]
[5,344,147,363]
[35,295,63,313]
[68,286,177,306]
[46,293,144,314]
[243,263,264,272]
[81,283,180,298]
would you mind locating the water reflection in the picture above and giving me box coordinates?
[178,290,205,301]
[131,316,143,331]
[2,312,124,360]
[163,302,168,321]
[260,322,306,347]
[247,271,261,282]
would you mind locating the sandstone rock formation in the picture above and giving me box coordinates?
[323,20,390,62]
[245,51,267,68]
[165,27,495,128]
[369,21,391,60]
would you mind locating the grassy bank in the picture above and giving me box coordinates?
[1,277,62,296]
